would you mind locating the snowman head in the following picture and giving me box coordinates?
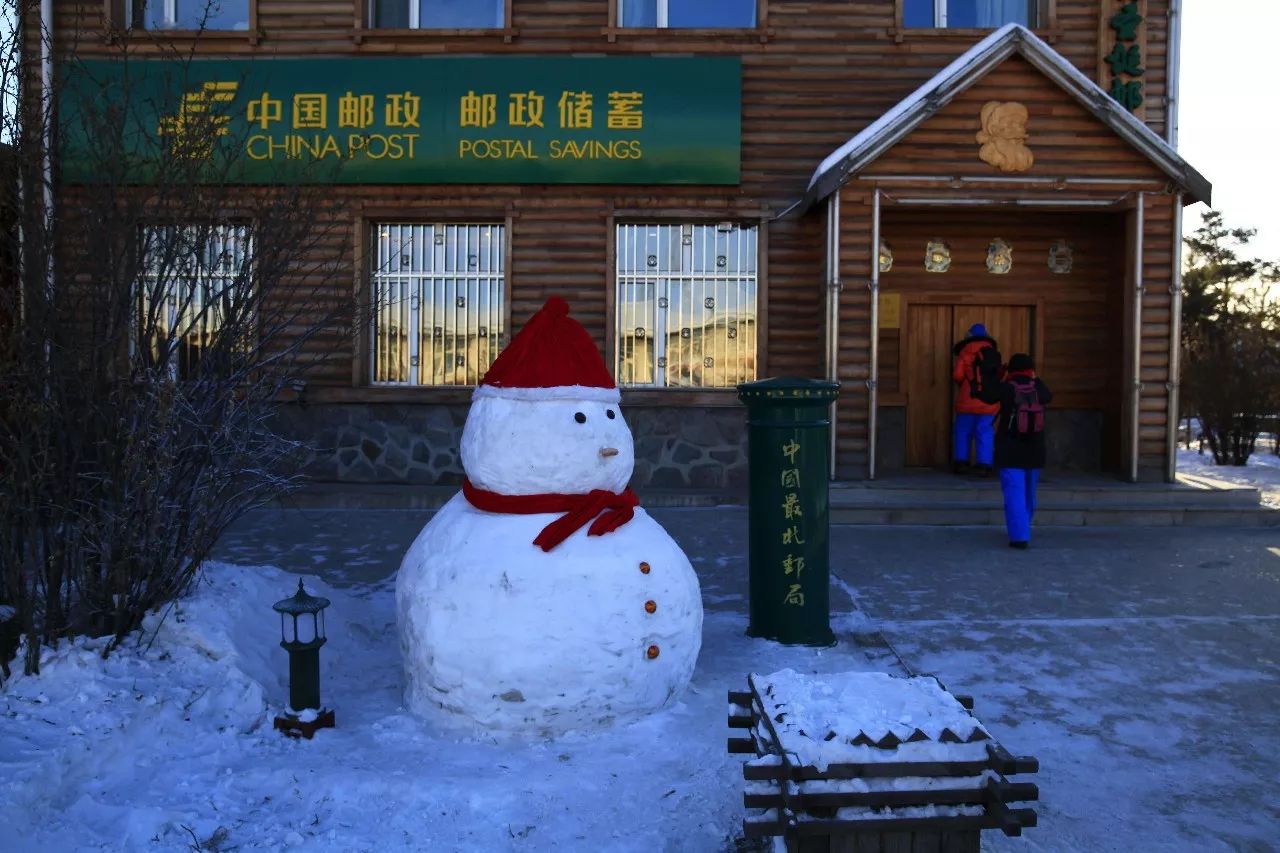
[462,393,635,495]
[460,296,634,495]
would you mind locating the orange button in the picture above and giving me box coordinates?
[639,561,651,574]
[644,600,657,614]
[646,644,660,659]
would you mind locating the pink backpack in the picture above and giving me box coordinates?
[1009,377,1044,435]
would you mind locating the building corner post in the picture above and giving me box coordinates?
[1165,194,1184,482]
[867,189,881,481]
[1129,192,1146,483]
[1166,0,1181,148]
[825,193,842,479]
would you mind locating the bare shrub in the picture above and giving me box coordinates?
[0,5,352,677]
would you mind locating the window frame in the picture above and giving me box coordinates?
[606,0,770,42]
[355,0,516,43]
[891,0,1057,40]
[363,218,512,390]
[134,220,256,382]
[108,0,260,40]
[608,217,764,395]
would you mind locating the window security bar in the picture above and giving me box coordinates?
[615,222,758,389]
[370,222,506,387]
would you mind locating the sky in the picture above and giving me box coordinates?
[1179,0,1280,264]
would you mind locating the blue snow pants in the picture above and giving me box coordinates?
[999,468,1041,544]
[953,413,995,466]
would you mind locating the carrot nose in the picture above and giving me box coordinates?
[600,447,619,458]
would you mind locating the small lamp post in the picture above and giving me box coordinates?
[272,579,335,739]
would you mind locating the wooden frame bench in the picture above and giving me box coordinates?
[727,672,1039,853]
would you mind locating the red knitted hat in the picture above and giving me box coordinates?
[474,296,619,403]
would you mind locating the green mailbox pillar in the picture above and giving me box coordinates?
[737,377,841,646]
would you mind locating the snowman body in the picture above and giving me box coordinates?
[395,391,704,736]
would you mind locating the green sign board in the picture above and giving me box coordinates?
[61,56,741,185]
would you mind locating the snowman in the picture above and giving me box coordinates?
[395,296,703,736]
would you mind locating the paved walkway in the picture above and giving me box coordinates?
[213,508,1280,851]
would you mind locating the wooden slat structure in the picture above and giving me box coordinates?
[728,674,1040,853]
[48,2,1206,485]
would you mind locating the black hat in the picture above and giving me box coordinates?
[1008,353,1035,372]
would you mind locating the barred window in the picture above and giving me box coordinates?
[615,222,758,388]
[137,223,252,381]
[370,223,506,386]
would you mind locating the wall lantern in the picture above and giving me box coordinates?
[272,579,336,739]
[878,239,894,273]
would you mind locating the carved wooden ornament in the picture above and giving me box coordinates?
[976,101,1034,172]
[1048,239,1074,274]
[925,240,951,273]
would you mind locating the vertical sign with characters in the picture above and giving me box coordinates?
[1098,0,1146,115]
[779,437,808,609]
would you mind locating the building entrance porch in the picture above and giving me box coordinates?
[870,207,1127,477]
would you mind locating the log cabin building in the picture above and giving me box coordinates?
[52,0,1208,490]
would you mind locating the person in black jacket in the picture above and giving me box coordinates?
[978,353,1053,549]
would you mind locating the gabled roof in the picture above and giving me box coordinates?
[795,23,1211,214]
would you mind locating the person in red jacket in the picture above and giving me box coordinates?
[951,323,1001,476]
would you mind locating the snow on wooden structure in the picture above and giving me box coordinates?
[727,669,1038,852]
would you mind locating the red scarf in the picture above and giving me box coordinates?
[462,478,640,552]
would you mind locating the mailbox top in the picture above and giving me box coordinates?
[736,377,840,405]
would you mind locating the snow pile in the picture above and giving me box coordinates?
[1,561,878,852]
[795,774,997,794]
[0,564,289,850]
[1178,445,1280,508]
[834,803,984,820]
[752,669,988,770]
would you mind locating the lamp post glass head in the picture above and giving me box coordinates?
[273,578,329,648]
[272,579,330,713]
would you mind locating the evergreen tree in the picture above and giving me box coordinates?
[1181,211,1280,465]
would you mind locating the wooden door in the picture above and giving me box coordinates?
[905,305,954,467]
[953,306,1033,366]
[906,304,1034,468]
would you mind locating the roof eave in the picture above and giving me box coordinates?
[790,24,1211,217]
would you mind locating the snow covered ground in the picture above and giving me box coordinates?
[1178,440,1280,507]
[0,561,877,853]
[4,507,1277,852]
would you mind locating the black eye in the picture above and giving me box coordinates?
[606,409,616,419]
[574,412,586,424]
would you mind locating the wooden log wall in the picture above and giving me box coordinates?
[837,52,1179,478]
[1137,190,1177,479]
[50,2,1174,398]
